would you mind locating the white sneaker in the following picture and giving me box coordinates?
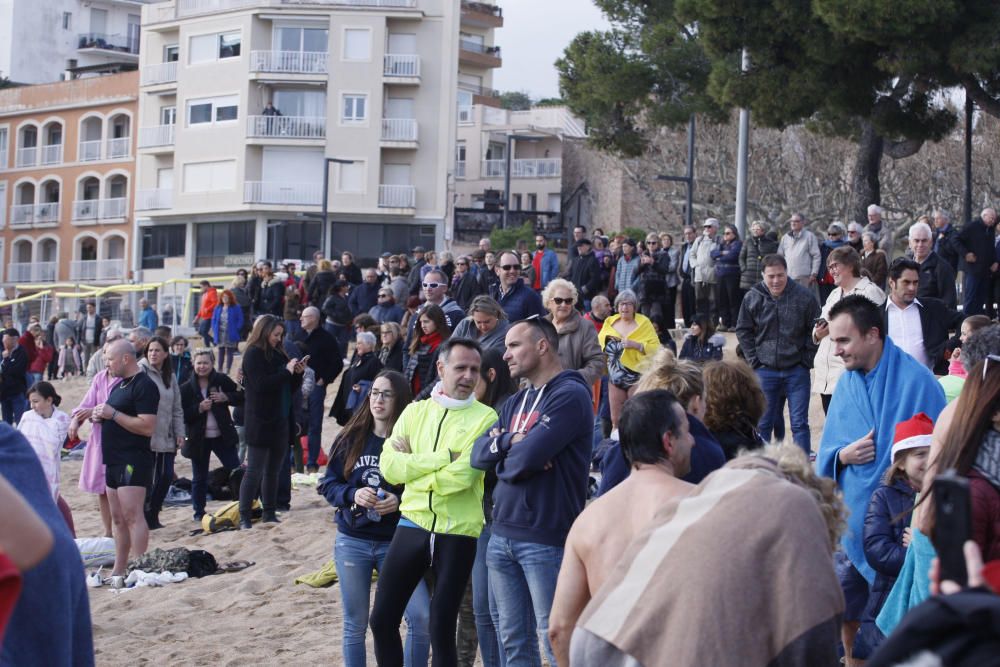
[86,570,103,588]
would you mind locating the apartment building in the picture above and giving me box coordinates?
[453,104,585,242]
[133,0,498,299]
[0,72,138,293]
[0,1,152,85]
[456,1,503,121]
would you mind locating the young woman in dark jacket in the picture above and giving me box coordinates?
[181,349,244,520]
[378,322,404,373]
[403,304,450,398]
[330,331,383,426]
[317,370,429,667]
[678,314,725,364]
[237,315,305,527]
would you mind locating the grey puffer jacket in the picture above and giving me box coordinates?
[735,280,821,371]
[547,310,606,386]
[139,358,185,453]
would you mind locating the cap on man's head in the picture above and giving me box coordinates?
[703,218,719,228]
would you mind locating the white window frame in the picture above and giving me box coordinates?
[336,160,366,194]
[189,30,241,64]
[164,44,179,62]
[340,93,368,125]
[0,182,7,229]
[341,27,372,62]
[219,32,241,59]
[186,95,239,127]
[182,160,236,193]
[0,126,8,168]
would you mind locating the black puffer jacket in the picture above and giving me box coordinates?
[735,280,821,370]
[739,232,780,289]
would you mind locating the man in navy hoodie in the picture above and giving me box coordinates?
[472,316,593,665]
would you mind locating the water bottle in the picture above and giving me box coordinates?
[366,488,386,522]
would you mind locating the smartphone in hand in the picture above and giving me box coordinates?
[931,469,972,588]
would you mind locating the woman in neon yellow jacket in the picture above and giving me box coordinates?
[598,288,661,428]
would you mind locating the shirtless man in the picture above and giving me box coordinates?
[548,389,695,665]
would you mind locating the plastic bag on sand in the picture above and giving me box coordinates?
[124,569,189,588]
[76,537,116,567]
[291,472,322,489]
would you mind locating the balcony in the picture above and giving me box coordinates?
[481,159,504,178]
[41,144,63,165]
[70,258,126,282]
[138,125,175,149]
[250,50,328,75]
[77,32,139,57]
[135,189,173,211]
[247,115,325,139]
[378,184,415,209]
[173,0,416,15]
[244,181,322,206]
[11,204,34,228]
[480,158,562,179]
[107,137,131,160]
[79,140,102,162]
[383,54,420,81]
[461,1,504,28]
[141,61,178,86]
[15,147,37,168]
[9,262,57,283]
[381,118,418,145]
[458,41,502,69]
[97,197,128,220]
[34,202,61,225]
[72,200,99,223]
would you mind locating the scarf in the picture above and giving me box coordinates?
[974,428,1000,490]
[430,381,475,410]
[419,330,442,351]
[817,337,946,584]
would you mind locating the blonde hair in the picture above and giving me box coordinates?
[634,349,703,408]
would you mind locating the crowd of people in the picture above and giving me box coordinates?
[1,207,999,666]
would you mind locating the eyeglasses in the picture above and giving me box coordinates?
[983,354,1000,381]
[457,261,468,266]
[422,282,445,289]
[370,390,394,402]
[378,293,391,298]
[646,240,659,245]
[380,330,393,335]
[551,297,574,305]
[499,264,519,272]
[618,301,636,308]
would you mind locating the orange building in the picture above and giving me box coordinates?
[0,72,137,295]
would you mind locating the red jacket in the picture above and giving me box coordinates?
[197,288,219,321]
[969,470,1000,563]
[28,345,52,374]
[18,332,37,364]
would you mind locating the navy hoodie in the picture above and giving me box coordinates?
[317,432,403,542]
[471,370,593,547]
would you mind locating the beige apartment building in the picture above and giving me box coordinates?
[133,0,502,305]
[0,72,138,294]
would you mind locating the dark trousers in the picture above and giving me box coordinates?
[146,452,175,516]
[198,318,214,346]
[694,281,716,322]
[680,278,696,327]
[715,273,742,328]
[963,272,988,316]
[307,383,328,468]
[239,439,286,515]
[0,394,27,425]
[663,286,678,329]
[371,525,478,667]
[191,436,241,516]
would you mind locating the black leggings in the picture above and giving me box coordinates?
[239,440,286,514]
[370,525,477,667]
[146,452,175,515]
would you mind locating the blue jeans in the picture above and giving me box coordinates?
[335,532,430,667]
[198,318,214,347]
[1,394,27,425]
[473,525,505,667]
[756,365,811,455]
[284,318,302,340]
[191,436,241,517]
[487,535,563,667]
[306,383,328,468]
[27,372,43,389]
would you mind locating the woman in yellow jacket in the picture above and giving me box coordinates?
[598,289,660,428]
[370,338,497,666]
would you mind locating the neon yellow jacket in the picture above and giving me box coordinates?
[381,397,497,538]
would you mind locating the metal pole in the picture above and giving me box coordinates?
[964,94,973,224]
[686,115,695,229]
[321,158,331,258]
[734,50,750,238]
[502,134,513,229]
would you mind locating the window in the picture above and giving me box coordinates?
[276,26,328,53]
[342,94,367,123]
[187,95,238,126]
[526,193,537,210]
[0,182,6,229]
[161,106,177,125]
[62,12,72,30]
[165,45,179,62]
[189,31,241,64]
[195,221,255,268]
[267,220,320,261]
[183,160,236,193]
[511,194,522,211]
[0,128,7,167]
[141,224,185,269]
[337,161,365,193]
[343,28,370,61]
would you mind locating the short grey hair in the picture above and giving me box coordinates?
[614,289,638,309]
[908,222,933,240]
[751,220,768,233]
[933,209,950,222]
[356,331,377,349]
[130,326,153,341]
[861,232,878,247]
[868,204,882,216]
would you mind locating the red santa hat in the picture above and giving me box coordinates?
[891,413,934,462]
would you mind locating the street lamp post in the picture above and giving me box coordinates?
[321,157,355,259]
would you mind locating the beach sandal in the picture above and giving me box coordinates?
[214,560,255,574]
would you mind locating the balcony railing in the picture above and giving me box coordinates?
[455,161,466,178]
[73,200,99,222]
[379,184,415,208]
[100,197,128,219]
[78,32,139,55]
[381,118,418,142]
[9,261,57,283]
[250,50,328,74]
[244,181,322,206]
[480,158,562,179]
[41,144,63,165]
[15,147,37,168]
[141,61,178,86]
[172,0,416,18]
[481,159,505,178]
[135,189,173,211]
[11,204,34,227]
[247,115,325,139]
[177,0,260,16]
[79,140,102,162]
[459,41,501,57]
[138,125,175,148]
[70,258,126,281]
[463,1,503,17]
[107,137,131,160]
[34,202,60,224]
[383,54,420,78]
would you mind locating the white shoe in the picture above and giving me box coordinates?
[86,570,103,588]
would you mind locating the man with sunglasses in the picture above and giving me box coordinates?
[491,251,546,322]
[404,269,465,348]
